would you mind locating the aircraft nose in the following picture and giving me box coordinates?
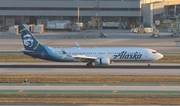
[157,53,163,60]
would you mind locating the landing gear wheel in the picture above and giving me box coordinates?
[86,62,93,67]
[148,63,151,66]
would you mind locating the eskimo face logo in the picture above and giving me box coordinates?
[23,34,34,47]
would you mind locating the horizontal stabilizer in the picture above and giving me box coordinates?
[22,50,34,53]
[20,47,34,53]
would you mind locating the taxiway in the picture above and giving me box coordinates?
[0,62,179,75]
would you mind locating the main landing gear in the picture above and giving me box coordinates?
[148,63,151,66]
[86,61,93,67]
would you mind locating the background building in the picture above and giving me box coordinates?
[0,0,179,28]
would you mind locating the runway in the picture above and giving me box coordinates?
[2,86,180,90]
[0,62,180,75]
[0,62,180,68]
[1,64,180,69]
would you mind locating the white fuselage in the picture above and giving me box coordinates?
[48,47,163,62]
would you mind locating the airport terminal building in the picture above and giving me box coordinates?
[0,0,179,28]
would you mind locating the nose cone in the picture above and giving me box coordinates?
[157,53,163,60]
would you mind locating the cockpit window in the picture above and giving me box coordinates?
[152,51,157,54]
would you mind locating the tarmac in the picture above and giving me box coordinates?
[0,62,180,75]
[0,29,179,53]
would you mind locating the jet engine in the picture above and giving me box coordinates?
[94,57,110,65]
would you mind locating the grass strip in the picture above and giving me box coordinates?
[1,75,180,84]
[0,54,45,62]
[0,93,180,104]
[0,54,180,63]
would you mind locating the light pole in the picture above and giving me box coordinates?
[77,6,93,25]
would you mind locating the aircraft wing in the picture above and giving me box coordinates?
[71,55,97,60]
[61,48,97,60]
[16,48,34,53]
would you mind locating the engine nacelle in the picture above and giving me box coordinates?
[94,57,110,65]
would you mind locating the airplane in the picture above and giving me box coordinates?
[19,24,163,67]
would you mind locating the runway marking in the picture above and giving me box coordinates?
[19,90,24,93]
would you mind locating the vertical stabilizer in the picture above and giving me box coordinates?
[19,25,43,51]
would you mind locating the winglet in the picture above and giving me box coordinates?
[75,42,81,49]
[60,47,72,59]
[61,47,67,54]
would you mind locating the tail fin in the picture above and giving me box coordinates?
[19,25,42,51]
